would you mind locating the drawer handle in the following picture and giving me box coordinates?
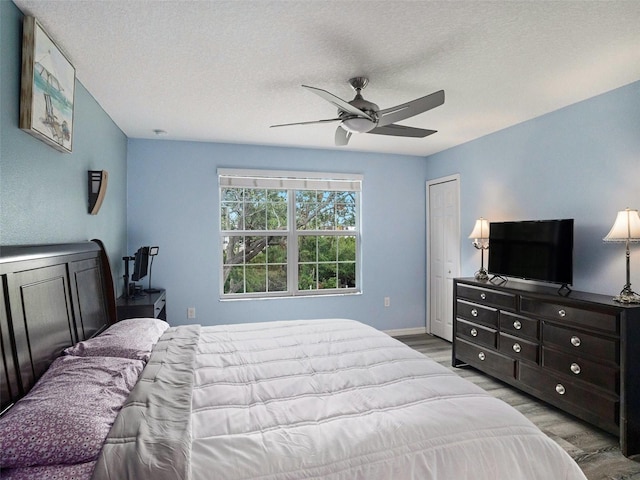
[570,363,581,375]
[470,328,478,337]
[570,336,581,347]
[558,309,566,317]
[513,320,522,330]
[480,293,486,300]
[512,343,521,353]
[555,384,566,395]
[478,352,486,361]
[471,309,478,317]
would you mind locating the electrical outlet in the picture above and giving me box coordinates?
[384,297,391,307]
[187,307,196,319]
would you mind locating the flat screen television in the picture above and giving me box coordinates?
[488,219,574,286]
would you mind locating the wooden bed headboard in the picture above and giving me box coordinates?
[0,240,116,413]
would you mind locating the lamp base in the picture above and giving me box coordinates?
[613,286,640,304]
[474,268,489,281]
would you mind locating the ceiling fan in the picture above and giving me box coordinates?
[271,77,444,146]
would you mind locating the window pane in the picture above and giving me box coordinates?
[221,202,243,230]
[298,236,317,263]
[337,236,356,261]
[220,188,244,230]
[246,236,267,264]
[222,236,244,265]
[317,236,337,262]
[318,263,337,289]
[224,265,245,294]
[243,189,267,230]
[338,262,356,288]
[295,191,356,232]
[296,204,316,230]
[222,188,243,202]
[296,235,355,291]
[295,190,315,203]
[298,264,316,290]
[245,265,266,293]
[267,236,287,263]
[268,265,287,292]
[221,188,245,230]
[336,201,356,229]
[316,202,335,230]
[266,190,288,230]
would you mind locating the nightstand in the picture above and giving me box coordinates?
[116,289,166,321]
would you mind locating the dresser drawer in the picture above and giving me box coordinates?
[457,284,517,310]
[457,319,497,348]
[455,339,515,379]
[542,347,619,393]
[500,311,539,340]
[519,363,618,428]
[456,300,499,328]
[498,333,538,363]
[542,323,618,364]
[154,296,166,317]
[521,297,618,333]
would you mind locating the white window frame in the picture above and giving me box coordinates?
[219,169,362,299]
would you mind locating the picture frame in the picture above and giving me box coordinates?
[20,16,75,153]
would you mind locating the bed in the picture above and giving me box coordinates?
[0,241,587,479]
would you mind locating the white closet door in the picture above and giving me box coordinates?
[427,177,459,341]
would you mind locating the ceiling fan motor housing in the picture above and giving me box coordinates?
[340,79,379,132]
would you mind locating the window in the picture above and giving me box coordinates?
[219,169,361,298]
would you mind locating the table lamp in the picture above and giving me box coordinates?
[603,208,640,304]
[469,217,490,280]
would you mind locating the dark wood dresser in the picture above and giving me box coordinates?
[452,277,640,456]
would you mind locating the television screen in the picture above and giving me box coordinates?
[488,219,573,285]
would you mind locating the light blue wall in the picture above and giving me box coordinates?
[0,0,129,292]
[126,140,428,328]
[128,82,639,329]
[426,81,640,296]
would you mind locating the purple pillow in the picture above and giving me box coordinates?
[0,355,143,469]
[64,318,168,361]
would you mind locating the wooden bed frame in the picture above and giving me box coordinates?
[0,240,115,413]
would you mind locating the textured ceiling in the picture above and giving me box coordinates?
[12,0,640,157]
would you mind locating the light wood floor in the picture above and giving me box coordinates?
[396,333,640,480]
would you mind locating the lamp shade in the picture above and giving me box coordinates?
[469,218,490,239]
[603,208,640,242]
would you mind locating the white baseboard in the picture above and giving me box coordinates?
[383,326,428,337]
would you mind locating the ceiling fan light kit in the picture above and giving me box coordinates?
[270,77,444,146]
[341,117,376,133]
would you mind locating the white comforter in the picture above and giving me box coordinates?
[93,319,586,480]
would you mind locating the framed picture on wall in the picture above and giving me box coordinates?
[19,16,75,153]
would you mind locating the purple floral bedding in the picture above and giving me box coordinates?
[64,318,168,361]
[0,355,143,475]
[0,317,169,479]
[1,460,97,480]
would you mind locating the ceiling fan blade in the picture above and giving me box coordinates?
[377,90,444,127]
[335,126,352,146]
[368,124,437,138]
[302,85,374,121]
[270,118,342,128]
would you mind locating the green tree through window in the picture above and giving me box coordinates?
[220,173,360,298]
